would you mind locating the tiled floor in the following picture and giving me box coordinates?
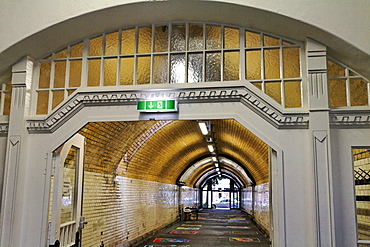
[137,209,271,247]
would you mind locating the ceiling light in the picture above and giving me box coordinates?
[207,145,214,153]
[216,168,220,172]
[198,122,208,135]
[215,163,219,168]
[212,157,217,161]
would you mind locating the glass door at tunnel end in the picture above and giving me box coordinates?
[48,134,86,247]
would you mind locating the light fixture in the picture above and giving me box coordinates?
[216,168,220,172]
[212,157,217,162]
[215,163,219,168]
[198,122,208,135]
[207,145,214,153]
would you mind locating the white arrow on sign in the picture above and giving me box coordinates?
[148,102,154,109]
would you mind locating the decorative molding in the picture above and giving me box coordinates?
[0,123,8,135]
[24,84,370,133]
[26,85,310,133]
[330,110,370,128]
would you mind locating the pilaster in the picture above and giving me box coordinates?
[307,38,335,246]
[0,57,33,247]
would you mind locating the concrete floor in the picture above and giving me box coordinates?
[137,209,271,247]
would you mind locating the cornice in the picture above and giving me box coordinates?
[0,122,8,136]
[23,84,370,133]
[26,85,310,133]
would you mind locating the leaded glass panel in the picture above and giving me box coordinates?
[153,55,168,84]
[33,22,309,114]
[188,53,203,83]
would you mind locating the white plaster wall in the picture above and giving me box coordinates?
[0,136,7,206]
[1,0,369,55]
[331,128,370,246]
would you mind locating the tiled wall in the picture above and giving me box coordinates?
[241,183,270,234]
[180,186,200,208]
[81,173,179,246]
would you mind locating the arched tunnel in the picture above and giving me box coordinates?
[69,118,270,245]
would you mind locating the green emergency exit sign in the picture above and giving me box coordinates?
[137,100,178,112]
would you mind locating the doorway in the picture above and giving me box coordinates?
[201,176,240,209]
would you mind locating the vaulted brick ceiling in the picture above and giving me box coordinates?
[79,119,269,187]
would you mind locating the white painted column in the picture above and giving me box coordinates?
[0,57,33,247]
[307,39,336,247]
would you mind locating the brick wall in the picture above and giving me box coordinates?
[82,173,178,246]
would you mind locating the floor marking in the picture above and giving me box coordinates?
[226,226,250,229]
[229,237,260,242]
[170,230,198,234]
[181,224,202,227]
[153,238,187,243]
[229,218,246,220]
[176,227,200,230]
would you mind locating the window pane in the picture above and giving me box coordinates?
[39,62,51,89]
[69,60,82,87]
[188,53,203,83]
[37,91,49,115]
[246,31,260,48]
[353,148,370,242]
[89,36,102,56]
[153,55,168,84]
[189,24,203,51]
[54,61,66,88]
[154,25,168,52]
[284,81,301,108]
[350,79,368,106]
[52,90,65,109]
[105,32,119,56]
[264,35,279,46]
[3,92,11,115]
[55,49,67,59]
[104,58,117,86]
[329,79,347,107]
[138,27,152,53]
[224,27,239,49]
[206,52,221,82]
[252,82,262,90]
[328,60,345,77]
[5,81,12,91]
[224,51,239,81]
[265,82,281,104]
[264,49,280,79]
[283,48,300,78]
[120,57,134,85]
[206,25,221,50]
[87,59,101,87]
[246,50,261,80]
[61,147,78,224]
[67,89,75,96]
[170,54,185,83]
[171,24,186,51]
[121,29,135,55]
[137,56,151,85]
[71,42,83,58]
